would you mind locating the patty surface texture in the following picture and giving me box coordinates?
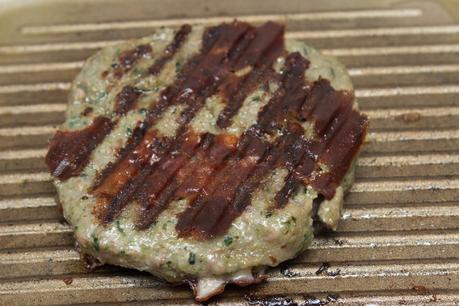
[46,21,368,301]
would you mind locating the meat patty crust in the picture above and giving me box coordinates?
[46,21,367,301]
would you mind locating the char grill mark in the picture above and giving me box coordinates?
[149,24,192,75]
[257,52,310,133]
[114,44,152,79]
[114,85,143,115]
[176,130,271,238]
[92,128,171,223]
[311,107,368,199]
[176,52,309,238]
[136,22,284,228]
[92,121,148,191]
[46,116,114,181]
[93,21,280,224]
[136,132,214,229]
[137,133,240,230]
[217,22,284,128]
[274,79,368,205]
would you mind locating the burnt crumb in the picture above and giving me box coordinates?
[101,70,109,78]
[81,107,93,116]
[54,194,64,216]
[326,269,341,277]
[326,294,339,302]
[315,262,340,277]
[397,112,421,123]
[63,277,73,285]
[245,294,298,306]
[333,239,344,246]
[80,252,103,271]
[315,262,330,275]
[280,264,299,278]
[75,241,104,271]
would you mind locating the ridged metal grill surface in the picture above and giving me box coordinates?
[0,0,458,305]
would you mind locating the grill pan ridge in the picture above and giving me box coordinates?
[0,0,458,305]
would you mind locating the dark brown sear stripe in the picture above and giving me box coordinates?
[257,52,310,132]
[113,44,152,79]
[176,130,270,238]
[46,116,114,181]
[274,79,368,205]
[92,120,148,191]
[136,132,214,229]
[217,22,284,128]
[149,24,192,75]
[114,85,143,115]
[93,128,171,223]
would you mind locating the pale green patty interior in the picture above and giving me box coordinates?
[55,25,356,282]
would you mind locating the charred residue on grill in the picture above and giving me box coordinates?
[280,263,299,278]
[245,294,298,306]
[302,294,340,305]
[314,262,341,277]
[46,116,114,180]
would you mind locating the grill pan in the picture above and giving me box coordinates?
[0,0,458,304]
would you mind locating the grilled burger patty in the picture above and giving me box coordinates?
[45,21,368,301]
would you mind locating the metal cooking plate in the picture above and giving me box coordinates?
[0,0,458,305]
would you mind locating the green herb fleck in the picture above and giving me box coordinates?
[282,216,297,234]
[251,96,261,102]
[265,211,273,218]
[91,233,100,251]
[96,91,107,101]
[126,127,133,135]
[223,235,233,246]
[133,67,146,76]
[67,117,81,129]
[188,252,196,265]
[175,61,182,74]
[139,108,148,115]
[115,220,124,234]
[328,67,336,77]
[162,222,167,230]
